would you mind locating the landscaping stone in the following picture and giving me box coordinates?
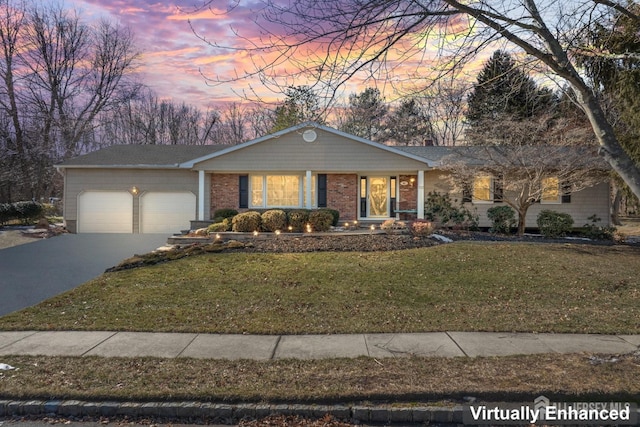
[58,400,83,416]
[23,400,45,415]
[175,401,201,417]
[98,401,120,416]
[351,406,370,422]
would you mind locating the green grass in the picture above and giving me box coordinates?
[1,242,639,334]
[0,353,638,403]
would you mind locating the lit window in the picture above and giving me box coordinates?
[266,175,300,206]
[473,176,493,202]
[250,175,316,208]
[542,177,560,203]
[251,176,263,207]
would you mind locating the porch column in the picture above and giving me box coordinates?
[198,170,205,220]
[305,170,313,209]
[417,170,425,219]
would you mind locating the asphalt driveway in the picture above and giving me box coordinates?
[0,234,169,316]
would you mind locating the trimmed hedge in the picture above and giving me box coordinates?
[308,209,333,232]
[231,211,262,232]
[537,210,574,238]
[261,209,287,232]
[286,209,310,232]
[318,208,340,226]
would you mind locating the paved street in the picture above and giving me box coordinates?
[0,234,169,316]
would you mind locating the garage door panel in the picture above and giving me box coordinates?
[78,192,133,233]
[140,192,195,234]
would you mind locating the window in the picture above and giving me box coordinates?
[473,176,493,202]
[249,174,317,208]
[267,175,300,206]
[251,176,264,207]
[541,177,561,203]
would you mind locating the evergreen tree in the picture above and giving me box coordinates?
[339,87,388,141]
[466,50,555,127]
[271,86,324,132]
[385,98,434,146]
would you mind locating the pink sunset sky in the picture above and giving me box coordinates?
[70,0,269,109]
[69,0,489,110]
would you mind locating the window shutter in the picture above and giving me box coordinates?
[239,175,248,208]
[317,174,327,208]
[462,182,472,203]
[561,183,572,203]
[493,175,504,203]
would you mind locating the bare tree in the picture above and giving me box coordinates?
[442,115,605,235]
[98,88,222,146]
[194,0,640,200]
[0,0,140,201]
[418,77,468,146]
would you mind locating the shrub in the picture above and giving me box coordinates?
[13,201,44,224]
[581,214,616,240]
[380,219,407,234]
[232,211,262,232]
[0,203,16,224]
[424,191,478,229]
[308,209,333,232]
[261,209,287,232]
[487,205,516,234]
[537,210,574,238]
[207,218,231,233]
[287,209,310,232]
[213,208,238,222]
[318,208,340,226]
[410,220,435,237]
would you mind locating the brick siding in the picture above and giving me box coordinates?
[398,174,417,210]
[210,174,240,217]
[211,173,358,221]
[327,174,358,220]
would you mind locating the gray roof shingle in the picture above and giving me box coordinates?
[56,144,228,168]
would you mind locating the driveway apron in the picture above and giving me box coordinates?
[0,233,169,316]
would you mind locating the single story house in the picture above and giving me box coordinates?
[55,122,611,233]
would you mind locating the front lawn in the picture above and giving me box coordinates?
[1,242,639,334]
[0,353,638,403]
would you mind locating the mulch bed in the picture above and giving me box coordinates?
[106,230,623,273]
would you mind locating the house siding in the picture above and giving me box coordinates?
[63,168,199,233]
[424,171,611,228]
[193,129,429,172]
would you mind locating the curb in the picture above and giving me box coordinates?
[0,399,466,425]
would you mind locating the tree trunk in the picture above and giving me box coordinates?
[612,187,623,225]
[567,79,640,201]
[517,209,527,236]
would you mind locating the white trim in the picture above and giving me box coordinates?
[305,170,313,209]
[417,170,425,219]
[198,170,205,220]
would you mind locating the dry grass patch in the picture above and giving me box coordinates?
[0,243,639,334]
[0,353,638,403]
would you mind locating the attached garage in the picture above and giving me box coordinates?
[140,192,196,233]
[77,191,133,233]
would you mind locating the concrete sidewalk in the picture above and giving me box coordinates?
[0,331,638,359]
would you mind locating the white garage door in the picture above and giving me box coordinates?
[140,192,196,234]
[78,191,133,233]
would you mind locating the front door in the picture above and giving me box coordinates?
[360,176,396,218]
